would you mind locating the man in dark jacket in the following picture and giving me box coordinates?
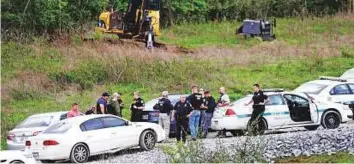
[202,91,217,138]
[96,92,110,114]
[172,95,193,143]
[154,91,173,138]
[130,91,145,122]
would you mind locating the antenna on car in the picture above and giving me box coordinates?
[262,88,284,92]
[319,76,347,82]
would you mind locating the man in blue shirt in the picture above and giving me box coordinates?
[96,92,110,114]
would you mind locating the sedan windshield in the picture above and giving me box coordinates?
[43,122,72,134]
[16,116,53,128]
[295,83,328,94]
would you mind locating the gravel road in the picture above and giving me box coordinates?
[88,121,354,163]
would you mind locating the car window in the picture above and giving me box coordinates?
[81,118,104,131]
[284,94,308,104]
[294,83,328,94]
[266,95,285,106]
[330,84,351,95]
[348,84,354,94]
[16,116,53,128]
[44,122,72,134]
[101,117,126,128]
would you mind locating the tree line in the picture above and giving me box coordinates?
[1,0,353,41]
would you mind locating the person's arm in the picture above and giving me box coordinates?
[171,104,177,121]
[67,112,72,118]
[260,94,269,105]
[100,104,105,114]
[245,99,253,106]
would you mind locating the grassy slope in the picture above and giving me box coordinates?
[159,16,354,48]
[276,152,354,163]
[1,15,354,150]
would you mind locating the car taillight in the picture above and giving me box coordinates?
[25,141,31,146]
[43,140,59,146]
[7,133,15,141]
[33,131,42,136]
[225,109,236,116]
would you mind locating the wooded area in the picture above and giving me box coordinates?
[1,0,353,41]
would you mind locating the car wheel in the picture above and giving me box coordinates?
[10,160,24,164]
[139,130,156,151]
[230,130,244,137]
[304,125,319,131]
[322,111,341,129]
[70,143,90,163]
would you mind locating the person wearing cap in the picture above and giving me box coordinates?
[153,91,173,138]
[188,85,205,141]
[130,91,145,122]
[202,91,217,138]
[96,92,110,114]
[216,87,230,137]
[67,103,80,118]
[245,84,269,135]
[108,92,121,116]
[171,95,193,143]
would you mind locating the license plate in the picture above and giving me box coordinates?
[32,152,39,160]
[142,115,149,120]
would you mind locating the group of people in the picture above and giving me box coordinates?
[153,85,231,142]
[66,83,269,143]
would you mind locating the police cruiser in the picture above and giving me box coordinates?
[211,89,352,135]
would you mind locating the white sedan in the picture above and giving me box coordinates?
[0,150,36,164]
[211,90,352,135]
[25,114,165,163]
[7,111,74,150]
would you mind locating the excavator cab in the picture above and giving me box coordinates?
[95,0,161,48]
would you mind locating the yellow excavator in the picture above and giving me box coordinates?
[95,0,161,49]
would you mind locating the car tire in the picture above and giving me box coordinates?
[322,111,341,129]
[304,125,319,131]
[70,143,90,163]
[139,130,156,151]
[10,160,24,164]
[230,130,244,137]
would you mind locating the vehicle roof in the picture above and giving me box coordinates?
[29,111,68,117]
[302,79,342,85]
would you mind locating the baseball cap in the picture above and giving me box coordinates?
[102,92,110,97]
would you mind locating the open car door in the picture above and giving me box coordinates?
[304,93,319,123]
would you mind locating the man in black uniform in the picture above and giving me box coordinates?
[171,95,193,143]
[202,91,217,138]
[188,85,205,140]
[130,91,145,122]
[245,84,268,135]
[154,91,173,138]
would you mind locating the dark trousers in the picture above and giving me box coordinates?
[248,105,265,134]
[176,117,189,142]
[131,110,142,122]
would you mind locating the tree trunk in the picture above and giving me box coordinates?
[166,0,174,26]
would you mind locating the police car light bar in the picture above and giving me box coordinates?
[263,88,284,92]
[319,76,347,82]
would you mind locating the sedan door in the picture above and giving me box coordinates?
[101,117,140,150]
[79,118,112,154]
[264,94,290,127]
